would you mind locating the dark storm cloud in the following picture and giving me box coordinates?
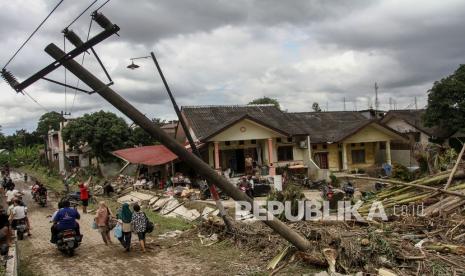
[312,0,465,92]
[104,0,373,44]
[1,0,465,133]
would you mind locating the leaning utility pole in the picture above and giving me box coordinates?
[45,43,311,250]
[2,11,311,251]
[149,52,232,230]
[0,13,309,250]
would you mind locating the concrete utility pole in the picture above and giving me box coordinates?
[60,110,70,172]
[149,52,232,230]
[45,44,311,251]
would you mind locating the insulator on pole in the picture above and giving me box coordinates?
[92,11,113,30]
[63,28,84,48]
[1,69,21,92]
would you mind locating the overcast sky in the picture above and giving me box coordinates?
[1,0,464,134]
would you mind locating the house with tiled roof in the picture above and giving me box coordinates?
[380,109,463,166]
[381,109,453,144]
[177,105,407,174]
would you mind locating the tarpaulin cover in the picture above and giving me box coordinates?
[112,145,178,166]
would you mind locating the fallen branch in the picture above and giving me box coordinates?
[423,242,465,255]
[444,143,465,190]
[345,175,465,198]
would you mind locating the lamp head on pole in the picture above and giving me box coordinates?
[126,55,150,70]
[127,61,140,70]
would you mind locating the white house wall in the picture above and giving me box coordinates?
[209,119,283,142]
[385,118,429,144]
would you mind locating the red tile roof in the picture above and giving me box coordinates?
[112,145,177,166]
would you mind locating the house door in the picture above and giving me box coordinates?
[235,149,245,173]
[314,152,329,169]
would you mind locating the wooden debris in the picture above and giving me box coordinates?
[423,242,465,255]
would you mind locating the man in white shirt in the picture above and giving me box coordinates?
[9,199,26,231]
[5,189,19,205]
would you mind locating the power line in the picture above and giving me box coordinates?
[63,36,67,113]
[95,0,111,12]
[65,0,99,29]
[2,0,65,69]
[23,90,50,113]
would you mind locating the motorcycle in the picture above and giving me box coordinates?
[342,181,355,199]
[15,218,28,240]
[239,183,254,198]
[38,193,47,207]
[56,229,81,256]
[31,184,40,202]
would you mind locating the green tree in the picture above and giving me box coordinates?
[62,111,131,162]
[312,102,322,112]
[248,97,281,109]
[424,64,465,132]
[36,111,62,136]
[130,118,165,146]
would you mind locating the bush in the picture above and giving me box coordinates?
[391,163,414,182]
[267,184,304,220]
[0,145,42,167]
[329,173,339,187]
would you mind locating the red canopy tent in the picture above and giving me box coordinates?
[112,145,178,166]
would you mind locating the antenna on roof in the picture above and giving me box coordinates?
[374,82,379,117]
[343,97,346,111]
[414,96,418,110]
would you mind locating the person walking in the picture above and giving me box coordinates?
[117,203,132,252]
[95,201,112,245]
[78,178,90,214]
[131,204,147,252]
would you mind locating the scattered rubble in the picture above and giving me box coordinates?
[117,191,154,205]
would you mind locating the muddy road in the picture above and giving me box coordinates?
[11,172,207,276]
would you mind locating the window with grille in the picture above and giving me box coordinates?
[277,146,294,161]
[351,149,366,163]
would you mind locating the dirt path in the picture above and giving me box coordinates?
[11,172,206,276]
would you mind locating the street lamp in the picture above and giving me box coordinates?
[126,51,233,230]
[126,56,150,69]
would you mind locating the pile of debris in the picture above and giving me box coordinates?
[198,162,465,274]
[200,213,465,275]
[350,168,465,217]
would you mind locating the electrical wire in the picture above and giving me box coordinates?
[2,0,65,69]
[63,36,67,113]
[23,90,50,113]
[70,18,93,114]
[65,0,99,29]
[94,0,111,12]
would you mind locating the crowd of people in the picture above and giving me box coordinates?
[0,167,33,256]
[0,165,153,256]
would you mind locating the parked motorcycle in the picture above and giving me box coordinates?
[56,229,81,256]
[198,180,229,200]
[239,183,254,198]
[342,181,355,199]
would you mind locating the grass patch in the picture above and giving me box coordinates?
[145,210,193,235]
[18,165,63,192]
